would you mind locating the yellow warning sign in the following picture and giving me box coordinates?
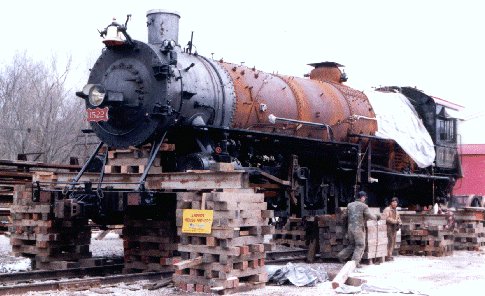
[181,209,214,234]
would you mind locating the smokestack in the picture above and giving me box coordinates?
[146,9,180,45]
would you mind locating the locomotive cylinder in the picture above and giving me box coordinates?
[146,9,180,45]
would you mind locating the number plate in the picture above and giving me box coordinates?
[87,107,109,122]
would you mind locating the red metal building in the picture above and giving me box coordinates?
[453,144,485,196]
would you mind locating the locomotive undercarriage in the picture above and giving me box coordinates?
[169,127,456,214]
[32,126,456,225]
[29,126,359,225]
[169,126,360,218]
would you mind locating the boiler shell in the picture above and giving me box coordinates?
[218,62,377,142]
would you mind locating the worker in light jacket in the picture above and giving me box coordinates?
[382,197,401,261]
[337,191,379,268]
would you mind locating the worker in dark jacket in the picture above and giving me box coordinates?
[337,191,379,267]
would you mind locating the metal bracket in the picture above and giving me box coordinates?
[137,133,167,190]
[65,142,104,195]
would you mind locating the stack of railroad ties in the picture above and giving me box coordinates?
[1,158,97,269]
[9,174,96,269]
[317,210,388,263]
[0,159,66,234]
[448,207,485,251]
[399,210,455,256]
[272,216,308,249]
[276,206,485,262]
[172,163,275,294]
[398,207,485,256]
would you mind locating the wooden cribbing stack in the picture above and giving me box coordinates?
[399,214,454,257]
[172,169,274,294]
[318,214,348,259]
[10,181,92,269]
[104,146,170,174]
[272,216,307,249]
[122,216,180,273]
[1,158,82,234]
[453,207,485,251]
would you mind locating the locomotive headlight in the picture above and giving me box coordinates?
[88,85,106,106]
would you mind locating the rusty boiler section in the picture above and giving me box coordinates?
[218,61,377,142]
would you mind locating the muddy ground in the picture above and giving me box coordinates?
[1,233,484,295]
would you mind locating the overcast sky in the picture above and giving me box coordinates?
[1,0,483,143]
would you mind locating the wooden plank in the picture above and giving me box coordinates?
[206,192,264,203]
[173,274,238,289]
[328,271,366,287]
[10,205,52,214]
[124,261,175,272]
[159,171,250,190]
[206,201,267,211]
[177,244,241,256]
[174,256,203,270]
[332,260,356,289]
[218,266,266,280]
[176,209,267,220]
[218,236,265,248]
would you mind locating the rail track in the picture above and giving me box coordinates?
[0,266,171,295]
[0,249,310,295]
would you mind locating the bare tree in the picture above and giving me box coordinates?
[0,52,85,163]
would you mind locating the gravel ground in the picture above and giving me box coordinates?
[90,231,124,258]
[1,233,484,296]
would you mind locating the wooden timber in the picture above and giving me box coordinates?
[453,208,485,251]
[318,214,348,259]
[32,170,250,192]
[363,220,388,261]
[332,260,356,289]
[122,215,180,273]
[9,184,92,270]
[174,188,273,295]
[272,216,307,249]
[399,213,454,257]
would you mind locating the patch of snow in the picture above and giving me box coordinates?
[0,257,31,273]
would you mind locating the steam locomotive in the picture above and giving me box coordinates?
[67,10,460,223]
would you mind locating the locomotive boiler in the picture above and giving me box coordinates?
[69,10,460,223]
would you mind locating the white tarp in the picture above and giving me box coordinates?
[364,90,436,168]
